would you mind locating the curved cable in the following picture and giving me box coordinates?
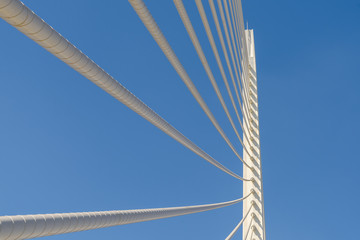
[208,0,252,137]
[234,0,260,129]
[233,0,261,155]
[222,0,250,108]
[227,0,261,155]
[231,0,257,122]
[225,203,253,240]
[219,0,259,152]
[230,0,251,107]
[228,0,249,101]
[218,0,251,121]
[243,216,254,240]
[194,0,253,150]
[0,194,252,240]
[228,0,260,143]
[129,0,251,169]
[173,0,253,164]
[0,0,247,180]
[249,228,254,240]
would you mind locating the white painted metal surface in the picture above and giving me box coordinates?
[243,29,265,240]
[195,0,252,148]
[0,194,251,240]
[129,0,252,169]
[225,203,253,239]
[0,0,245,181]
[0,0,266,239]
[173,0,252,158]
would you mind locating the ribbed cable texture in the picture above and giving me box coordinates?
[223,2,258,152]
[224,0,246,91]
[228,0,257,143]
[218,0,246,102]
[173,0,252,167]
[234,0,250,73]
[218,0,253,132]
[230,0,254,115]
[208,0,252,133]
[235,0,260,141]
[228,0,249,100]
[225,204,253,240]
[232,0,254,116]
[0,0,247,181]
[195,0,253,149]
[0,194,251,240]
[230,0,251,108]
[207,0,254,158]
[128,0,249,168]
[231,0,246,71]
[219,0,251,119]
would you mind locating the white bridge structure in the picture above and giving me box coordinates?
[0,0,265,239]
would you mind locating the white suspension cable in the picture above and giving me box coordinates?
[231,0,260,142]
[228,0,249,97]
[229,0,252,113]
[233,0,254,112]
[129,0,251,169]
[229,0,243,62]
[234,0,250,71]
[0,194,252,240]
[210,1,259,158]
[227,0,260,156]
[235,1,261,156]
[172,0,253,163]
[208,0,252,135]
[218,0,256,146]
[237,1,259,128]
[230,0,251,103]
[243,215,254,240]
[220,0,250,114]
[0,1,266,239]
[210,0,244,110]
[194,0,253,150]
[231,0,246,66]
[230,2,260,145]
[225,203,253,240]
[218,0,246,96]
[249,228,254,240]
[0,0,247,180]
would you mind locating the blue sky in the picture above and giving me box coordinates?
[0,0,359,239]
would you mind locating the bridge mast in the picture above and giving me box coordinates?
[243,29,266,240]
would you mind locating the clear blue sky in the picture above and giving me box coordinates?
[1,0,359,239]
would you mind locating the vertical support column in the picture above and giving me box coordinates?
[243,29,265,240]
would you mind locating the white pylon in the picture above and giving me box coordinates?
[0,0,266,239]
[243,29,265,240]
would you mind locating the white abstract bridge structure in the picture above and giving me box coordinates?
[0,0,265,239]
